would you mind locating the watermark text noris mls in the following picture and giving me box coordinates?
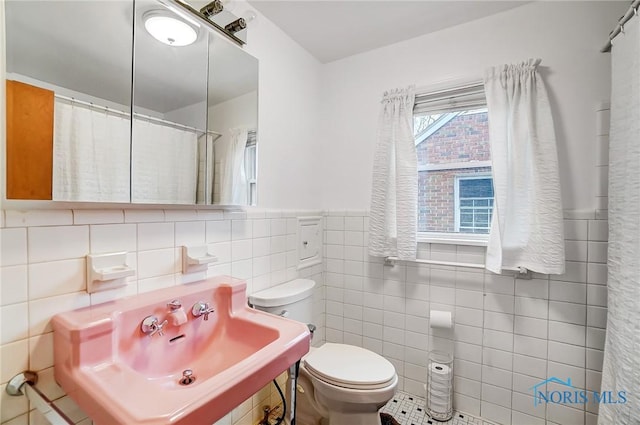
[531,377,627,407]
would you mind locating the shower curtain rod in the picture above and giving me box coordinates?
[55,94,222,139]
[601,0,640,52]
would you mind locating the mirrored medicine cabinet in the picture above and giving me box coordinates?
[4,0,258,206]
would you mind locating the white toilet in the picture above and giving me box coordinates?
[250,279,398,425]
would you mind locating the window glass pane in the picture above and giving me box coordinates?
[476,214,489,224]
[415,107,493,234]
[459,178,494,198]
[460,213,473,223]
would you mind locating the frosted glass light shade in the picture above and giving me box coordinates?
[144,15,197,46]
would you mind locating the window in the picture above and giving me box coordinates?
[455,175,494,233]
[414,83,494,240]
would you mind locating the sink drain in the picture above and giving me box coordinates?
[179,369,196,385]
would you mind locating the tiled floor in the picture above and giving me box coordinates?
[381,391,497,425]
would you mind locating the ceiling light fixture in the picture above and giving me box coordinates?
[200,0,224,18]
[144,12,198,47]
[224,10,257,34]
[224,17,246,34]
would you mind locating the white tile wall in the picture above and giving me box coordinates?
[323,212,608,425]
[0,208,324,425]
[0,205,609,425]
[595,106,610,212]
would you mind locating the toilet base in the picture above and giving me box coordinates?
[326,410,382,425]
[286,411,383,425]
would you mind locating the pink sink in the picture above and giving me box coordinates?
[53,276,310,425]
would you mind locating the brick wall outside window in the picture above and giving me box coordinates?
[418,167,492,232]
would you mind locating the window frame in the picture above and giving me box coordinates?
[414,80,492,246]
[244,129,257,206]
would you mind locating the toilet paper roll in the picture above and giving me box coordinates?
[428,382,452,394]
[429,394,451,407]
[430,362,452,378]
[429,310,452,329]
[429,391,450,400]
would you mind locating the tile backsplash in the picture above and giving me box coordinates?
[322,210,607,425]
[0,208,324,425]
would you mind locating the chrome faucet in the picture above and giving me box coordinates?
[167,299,182,310]
[140,315,168,337]
[191,301,215,321]
[167,299,188,326]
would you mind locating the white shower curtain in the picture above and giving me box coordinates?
[483,59,565,274]
[219,128,248,205]
[53,101,130,202]
[196,133,215,204]
[368,87,417,260]
[131,119,198,204]
[599,15,640,425]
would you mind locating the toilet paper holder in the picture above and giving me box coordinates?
[426,350,453,421]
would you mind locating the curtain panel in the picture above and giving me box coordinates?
[483,59,565,274]
[368,87,418,260]
[599,15,640,424]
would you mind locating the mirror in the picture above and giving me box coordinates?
[4,0,259,205]
[131,0,209,204]
[5,0,134,202]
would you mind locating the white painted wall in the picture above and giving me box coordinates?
[318,1,627,212]
[238,1,323,210]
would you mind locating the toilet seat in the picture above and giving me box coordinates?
[303,343,396,390]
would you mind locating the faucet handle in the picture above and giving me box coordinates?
[153,319,168,336]
[141,315,168,337]
[192,301,215,321]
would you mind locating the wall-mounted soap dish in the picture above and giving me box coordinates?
[182,246,218,274]
[86,252,135,294]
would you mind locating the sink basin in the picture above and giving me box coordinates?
[53,276,310,425]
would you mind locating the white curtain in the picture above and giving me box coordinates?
[53,101,130,202]
[368,87,417,260]
[483,59,565,274]
[131,119,198,204]
[196,133,215,204]
[599,15,640,425]
[219,128,248,205]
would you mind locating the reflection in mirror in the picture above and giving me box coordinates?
[132,0,209,204]
[205,35,259,206]
[5,0,133,201]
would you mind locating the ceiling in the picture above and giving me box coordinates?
[247,1,531,63]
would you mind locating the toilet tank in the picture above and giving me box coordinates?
[249,279,316,324]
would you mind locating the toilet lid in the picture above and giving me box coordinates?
[303,343,396,390]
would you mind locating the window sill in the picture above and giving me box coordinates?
[417,232,488,247]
